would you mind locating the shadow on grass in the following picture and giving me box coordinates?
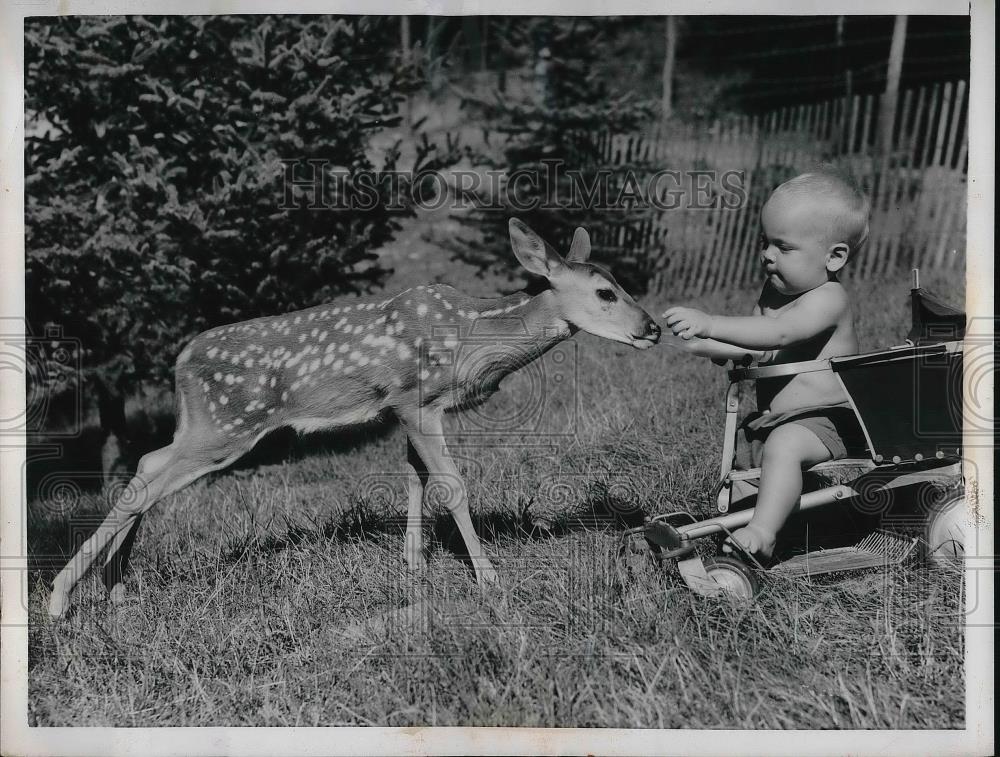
[26,413,401,584]
[210,478,651,580]
[29,407,400,495]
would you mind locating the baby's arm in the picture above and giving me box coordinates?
[666,335,764,364]
[666,285,847,350]
[662,295,769,365]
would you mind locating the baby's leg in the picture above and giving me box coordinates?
[724,423,832,559]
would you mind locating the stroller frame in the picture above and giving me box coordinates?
[627,271,967,597]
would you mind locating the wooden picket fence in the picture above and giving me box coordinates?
[584,80,968,295]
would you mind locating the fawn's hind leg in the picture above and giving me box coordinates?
[49,437,252,619]
[100,445,174,603]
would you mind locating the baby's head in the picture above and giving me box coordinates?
[759,169,870,295]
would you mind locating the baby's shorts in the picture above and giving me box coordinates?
[734,402,867,470]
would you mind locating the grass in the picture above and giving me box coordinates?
[25,243,966,728]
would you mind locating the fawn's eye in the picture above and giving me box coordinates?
[597,288,617,303]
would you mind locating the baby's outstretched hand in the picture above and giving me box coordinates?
[662,306,713,340]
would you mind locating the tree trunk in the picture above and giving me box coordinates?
[401,15,412,129]
[836,15,851,153]
[662,16,678,122]
[463,16,483,72]
[94,367,131,484]
[879,15,908,159]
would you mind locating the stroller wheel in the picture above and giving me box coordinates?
[925,492,967,564]
[697,556,759,600]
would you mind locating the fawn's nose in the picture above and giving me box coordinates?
[645,319,661,342]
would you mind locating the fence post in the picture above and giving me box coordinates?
[944,80,966,169]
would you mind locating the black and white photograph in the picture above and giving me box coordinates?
[0,1,992,754]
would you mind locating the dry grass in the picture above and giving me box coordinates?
[26,244,966,728]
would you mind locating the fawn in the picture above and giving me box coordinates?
[48,219,660,618]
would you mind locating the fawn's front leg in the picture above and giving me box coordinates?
[399,410,500,588]
[404,438,429,572]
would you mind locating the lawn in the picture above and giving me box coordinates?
[25,227,966,728]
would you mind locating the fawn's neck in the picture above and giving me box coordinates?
[461,287,574,373]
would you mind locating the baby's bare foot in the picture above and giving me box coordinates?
[723,524,776,560]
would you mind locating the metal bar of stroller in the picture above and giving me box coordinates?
[676,485,857,540]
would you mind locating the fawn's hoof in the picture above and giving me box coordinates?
[107,583,128,605]
[405,551,428,573]
[474,562,501,588]
[48,590,69,620]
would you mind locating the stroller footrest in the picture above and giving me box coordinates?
[771,531,919,577]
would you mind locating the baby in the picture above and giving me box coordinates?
[663,170,870,559]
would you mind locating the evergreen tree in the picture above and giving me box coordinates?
[25,16,454,450]
[453,18,658,293]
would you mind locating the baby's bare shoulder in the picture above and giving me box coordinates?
[795,281,851,313]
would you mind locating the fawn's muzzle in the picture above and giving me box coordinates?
[632,319,661,348]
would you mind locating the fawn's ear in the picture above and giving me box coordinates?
[565,227,591,263]
[509,218,565,277]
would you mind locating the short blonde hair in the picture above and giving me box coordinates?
[771,168,871,256]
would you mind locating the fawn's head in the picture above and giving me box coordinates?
[508,219,661,349]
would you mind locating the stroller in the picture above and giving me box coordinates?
[627,271,967,598]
